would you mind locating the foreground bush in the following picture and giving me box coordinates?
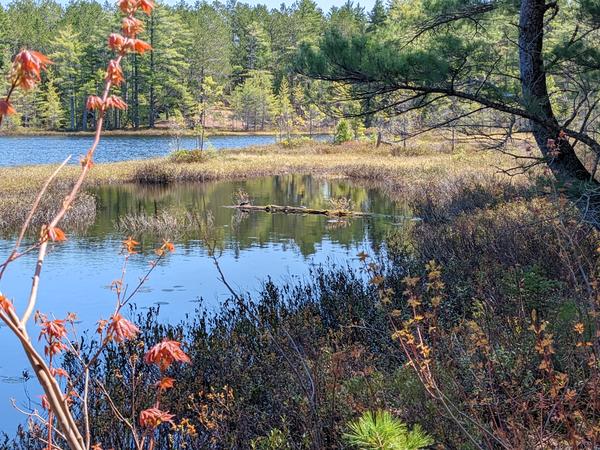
[344,411,432,450]
[5,189,598,449]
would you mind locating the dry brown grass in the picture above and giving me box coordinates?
[115,209,197,238]
[0,182,96,234]
[0,140,538,233]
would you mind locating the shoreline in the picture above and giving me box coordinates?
[0,128,333,138]
[0,140,535,234]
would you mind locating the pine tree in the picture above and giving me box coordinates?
[246,21,272,71]
[292,0,324,45]
[193,76,224,150]
[39,71,64,130]
[0,6,12,73]
[0,0,340,132]
[180,1,232,83]
[276,77,293,140]
[50,26,84,130]
[231,70,275,131]
[144,4,193,127]
[5,0,62,53]
[367,0,387,32]
[329,0,367,35]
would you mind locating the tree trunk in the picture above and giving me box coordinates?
[199,68,205,151]
[200,117,205,151]
[519,0,595,183]
[69,89,75,131]
[133,53,140,129]
[81,98,87,132]
[149,12,155,128]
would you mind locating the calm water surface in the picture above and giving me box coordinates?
[0,134,329,166]
[0,174,410,433]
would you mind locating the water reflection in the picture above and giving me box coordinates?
[0,174,408,433]
[91,174,411,256]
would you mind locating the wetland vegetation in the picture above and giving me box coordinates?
[1,0,600,448]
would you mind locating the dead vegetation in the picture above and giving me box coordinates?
[0,140,538,234]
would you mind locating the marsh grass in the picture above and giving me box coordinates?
[0,185,95,235]
[3,140,599,449]
[115,209,197,238]
[0,140,537,234]
[168,148,218,164]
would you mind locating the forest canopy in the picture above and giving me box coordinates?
[0,0,358,133]
[298,0,600,224]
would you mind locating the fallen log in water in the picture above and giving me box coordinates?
[225,204,371,217]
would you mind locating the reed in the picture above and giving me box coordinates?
[115,209,196,237]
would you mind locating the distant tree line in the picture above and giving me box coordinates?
[0,0,384,134]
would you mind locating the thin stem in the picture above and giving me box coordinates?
[83,370,90,450]
[21,52,124,327]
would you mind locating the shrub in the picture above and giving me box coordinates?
[344,411,433,450]
[169,148,217,163]
[250,428,293,450]
[280,136,313,148]
[334,119,353,144]
[351,119,366,140]
[133,161,175,184]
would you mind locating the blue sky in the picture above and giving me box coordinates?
[232,0,376,12]
[0,0,377,14]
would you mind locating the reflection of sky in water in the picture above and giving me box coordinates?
[0,175,409,433]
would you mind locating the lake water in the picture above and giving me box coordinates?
[0,174,410,434]
[0,134,329,166]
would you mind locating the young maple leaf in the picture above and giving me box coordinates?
[139,407,174,428]
[138,0,155,15]
[155,377,175,392]
[0,100,16,116]
[108,33,127,52]
[48,227,67,242]
[107,313,139,343]
[126,38,152,54]
[86,96,104,111]
[123,236,140,254]
[144,339,190,371]
[122,17,144,36]
[105,60,125,86]
[105,95,127,110]
[118,0,136,14]
[0,295,14,314]
[13,50,52,90]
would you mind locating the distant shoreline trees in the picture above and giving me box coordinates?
[0,0,341,134]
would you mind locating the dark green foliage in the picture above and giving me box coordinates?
[367,0,386,31]
[297,0,600,225]
[61,264,403,449]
